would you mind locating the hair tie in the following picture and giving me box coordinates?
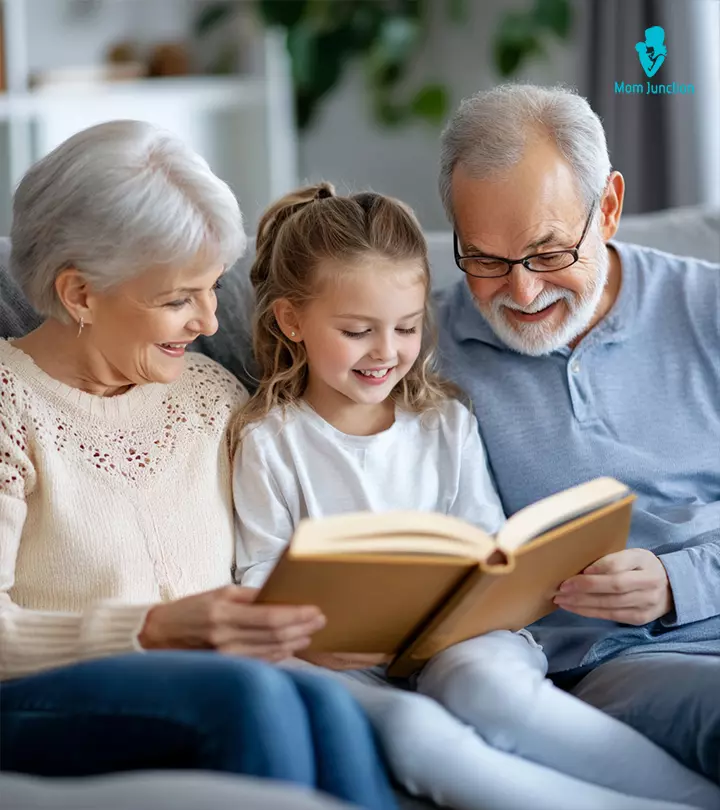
[315,186,333,201]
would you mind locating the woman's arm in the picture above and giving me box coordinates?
[0,409,323,681]
[0,417,156,680]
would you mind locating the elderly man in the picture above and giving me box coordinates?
[435,84,720,784]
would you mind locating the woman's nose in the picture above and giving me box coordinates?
[188,296,219,337]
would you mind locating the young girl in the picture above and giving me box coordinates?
[231,183,719,810]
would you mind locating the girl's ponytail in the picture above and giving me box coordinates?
[250,182,335,289]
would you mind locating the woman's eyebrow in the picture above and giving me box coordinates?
[157,286,203,296]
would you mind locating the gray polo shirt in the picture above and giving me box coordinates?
[436,241,720,673]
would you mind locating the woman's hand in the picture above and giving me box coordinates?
[298,651,391,671]
[138,585,326,662]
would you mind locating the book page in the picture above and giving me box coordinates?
[291,511,496,560]
[496,478,630,553]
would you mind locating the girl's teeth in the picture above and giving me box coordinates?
[358,369,389,378]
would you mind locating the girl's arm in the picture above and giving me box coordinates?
[448,409,506,536]
[232,430,297,588]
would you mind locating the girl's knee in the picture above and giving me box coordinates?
[370,692,479,792]
[418,640,549,748]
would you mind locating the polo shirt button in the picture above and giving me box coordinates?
[571,360,581,374]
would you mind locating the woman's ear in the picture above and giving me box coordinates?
[55,268,94,326]
[273,299,302,341]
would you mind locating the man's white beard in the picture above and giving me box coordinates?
[475,236,610,356]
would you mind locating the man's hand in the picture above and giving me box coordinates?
[298,651,391,671]
[553,548,674,625]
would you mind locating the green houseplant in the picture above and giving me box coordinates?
[196,0,572,131]
[197,0,464,130]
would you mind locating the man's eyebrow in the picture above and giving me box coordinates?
[523,230,563,252]
[335,309,424,320]
[464,230,564,256]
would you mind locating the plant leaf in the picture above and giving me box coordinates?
[446,0,468,24]
[195,3,236,35]
[257,0,309,29]
[534,0,572,39]
[409,83,448,123]
[494,35,543,77]
[366,15,421,88]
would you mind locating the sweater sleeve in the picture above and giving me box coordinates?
[232,426,295,589]
[0,405,153,681]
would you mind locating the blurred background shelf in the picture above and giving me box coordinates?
[0,75,267,119]
[0,0,298,233]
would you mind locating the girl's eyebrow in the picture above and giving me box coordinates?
[335,309,424,321]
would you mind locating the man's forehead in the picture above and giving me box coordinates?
[451,166,584,252]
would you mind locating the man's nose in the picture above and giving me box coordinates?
[506,265,545,308]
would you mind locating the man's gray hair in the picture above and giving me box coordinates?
[10,119,247,321]
[439,84,611,223]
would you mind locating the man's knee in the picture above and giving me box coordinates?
[574,653,720,782]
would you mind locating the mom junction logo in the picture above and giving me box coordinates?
[614,26,695,95]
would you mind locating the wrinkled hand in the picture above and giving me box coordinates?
[138,585,326,662]
[553,548,674,625]
[298,651,392,671]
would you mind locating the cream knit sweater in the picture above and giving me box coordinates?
[0,339,247,681]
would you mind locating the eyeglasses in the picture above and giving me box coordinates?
[453,200,598,279]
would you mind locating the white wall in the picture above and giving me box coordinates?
[298,0,582,231]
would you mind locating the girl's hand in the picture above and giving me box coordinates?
[138,585,326,662]
[298,651,391,671]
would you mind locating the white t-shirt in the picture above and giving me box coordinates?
[233,399,506,588]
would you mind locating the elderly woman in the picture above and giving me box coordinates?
[0,120,396,810]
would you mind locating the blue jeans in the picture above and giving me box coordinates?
[571,652,720,785]
[0,652,398,810]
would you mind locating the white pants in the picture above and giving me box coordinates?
[289,631,720,810]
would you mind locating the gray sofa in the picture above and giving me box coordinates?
[0,206,718,810]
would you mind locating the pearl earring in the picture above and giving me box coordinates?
[290,331,296,338]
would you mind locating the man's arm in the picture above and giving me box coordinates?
[553,530,720,626]
[658,529,720,626]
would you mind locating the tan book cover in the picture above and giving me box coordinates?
[256,478,635,676]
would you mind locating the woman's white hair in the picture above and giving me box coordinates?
[10,119,247,321]
[439,84,611,223]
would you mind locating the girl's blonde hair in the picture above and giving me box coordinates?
[235,181,458,433]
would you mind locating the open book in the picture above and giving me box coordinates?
[257,477,635,677]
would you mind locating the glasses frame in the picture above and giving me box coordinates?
[453,200,598,279]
